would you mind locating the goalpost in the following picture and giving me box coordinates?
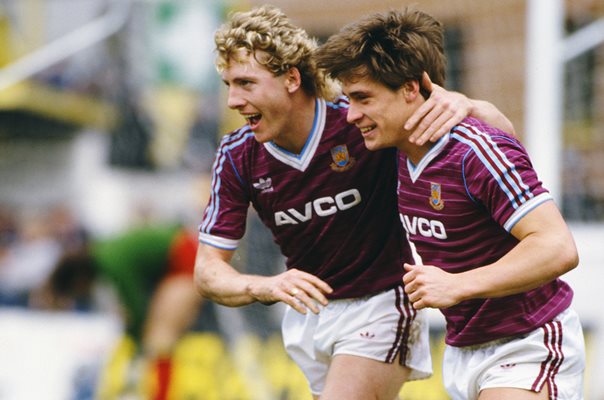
[526,1,604,398]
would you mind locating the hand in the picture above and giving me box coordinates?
[248,268,333,314]
[405,72,473,145]
[402,263,463,310]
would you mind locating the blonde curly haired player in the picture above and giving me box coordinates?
[214,5,339,103]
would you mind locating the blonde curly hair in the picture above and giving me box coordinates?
[214,5,339,101]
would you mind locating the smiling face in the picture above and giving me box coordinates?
[221,49,294,145]
[342,75,420,151]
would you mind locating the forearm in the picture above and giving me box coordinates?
[143,275,203,356]
[470,99,516,136]
[194,243,332,314]
[194,248,258,307]
[458,227,577,300]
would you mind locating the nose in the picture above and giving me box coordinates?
[227,87,245,109]
[346,105,363,125]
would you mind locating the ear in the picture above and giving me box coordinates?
[284,67,302,93]
[402,80,421,102]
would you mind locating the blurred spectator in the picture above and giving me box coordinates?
[0,204,18,256]
[30,222,202,400]
[0,208,63,305]
[45,204,89,252]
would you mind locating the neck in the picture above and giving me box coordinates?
[398,97,435,165]
[273,93,317,154]
[398,137,435,166]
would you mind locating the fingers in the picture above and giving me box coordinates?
[423,109,458,143]
[403,263,425,309]
[298,279,331,306]
[279,269,333,314]
[404,102,430,135]
[287,286,320,314]
[409,299,426,310]
[403,283,424,310]
[404,280,426,310]
[403,265,457,310]
[408,100,455,145]
[406,82,471,145]
[404,77,440,135]
[402,263,417,279]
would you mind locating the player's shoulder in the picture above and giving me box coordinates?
[450,117,529,172]
[217,125,256,152]
[326,95,349,110]
[451,117,521,148]
[323,96,358,134]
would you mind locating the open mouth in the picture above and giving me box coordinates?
[359,125,376,136]
[244,113,262,129]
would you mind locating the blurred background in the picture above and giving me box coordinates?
[0,0,602,399]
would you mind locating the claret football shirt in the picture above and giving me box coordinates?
[397,117,573,346]
[200,98,415,299]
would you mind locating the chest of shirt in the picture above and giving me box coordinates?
[397,161,503,241]
[243,136,396,222]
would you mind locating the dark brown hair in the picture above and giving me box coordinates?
[316,8,446,93]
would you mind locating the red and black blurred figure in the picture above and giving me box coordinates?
[33,223,201,400]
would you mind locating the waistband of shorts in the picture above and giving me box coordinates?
[329,284,401,304]
[456,334,525,351]
[453,308,575,351]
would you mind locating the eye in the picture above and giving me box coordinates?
[350,92,370,103]
[354,95,371,105]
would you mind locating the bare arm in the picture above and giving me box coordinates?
[143,274,202,357]
[468,99,517,137]
[403,201,578,310]
[405,72,516,145]
[194,243,333,314]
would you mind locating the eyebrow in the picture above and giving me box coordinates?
[222,75,255,85]
[345,89,371,99]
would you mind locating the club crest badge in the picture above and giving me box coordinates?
[330,145,356,172]
[429,182,445,210]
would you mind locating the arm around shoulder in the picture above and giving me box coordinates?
[469,99,516,136]
[405,73,517,143]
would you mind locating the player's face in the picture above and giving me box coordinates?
[342,76,412,151]
[221,50,293,144]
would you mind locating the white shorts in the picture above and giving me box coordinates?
[281,285,432,395]
[443,308,585,400]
